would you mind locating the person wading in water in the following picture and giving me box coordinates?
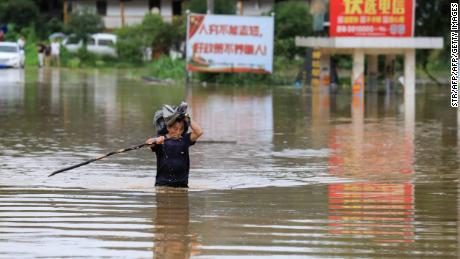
[146,103,203,188]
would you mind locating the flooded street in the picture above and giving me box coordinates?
[0,68,458,258]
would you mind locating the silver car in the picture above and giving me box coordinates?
[0,42,25,68]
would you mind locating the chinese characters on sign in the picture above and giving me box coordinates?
[330,0,414,37]
[186,14,274,73]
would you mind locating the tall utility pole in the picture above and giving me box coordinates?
[120,0,125,27]
[63,0,68,25]
[207,0,214,14]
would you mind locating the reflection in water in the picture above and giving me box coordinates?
[0,69,458,257]
[93,70,118,129]
[0,187,156,258]
[311,86,330,148]
[327,88,416,244]
[328,98,414,178]
[51,68,60,109]
[153,189,199,258]
[188,88,273,142]
[0,69,25,107]
[328,183,414,243]
[186,87,278,189]
[0,68,24,84]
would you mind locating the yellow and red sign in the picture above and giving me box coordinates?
[329,0,414,37]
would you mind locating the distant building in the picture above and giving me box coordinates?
[69,0,180,28]
[68,0,303,29]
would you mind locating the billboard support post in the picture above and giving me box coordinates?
[185,10,191,87]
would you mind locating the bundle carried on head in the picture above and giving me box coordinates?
[153,101,189,136]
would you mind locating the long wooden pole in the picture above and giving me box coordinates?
[48,139,236,177]
[48,143,148,177]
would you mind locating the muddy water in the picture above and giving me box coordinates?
[0,68,458,258]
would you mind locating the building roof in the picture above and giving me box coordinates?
[295,37,444,54]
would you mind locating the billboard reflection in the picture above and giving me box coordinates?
[327,92,415,243]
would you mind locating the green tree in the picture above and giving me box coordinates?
[116,24,144,63]
[187,0,235,14]
[141,13,167,51]
[415,0,451,85]
[171,16,186,52]
[0,0,39,31]
[271,1,313,59]
[43,17,65,35]
[67,9,104,44]
[116,13,185,63]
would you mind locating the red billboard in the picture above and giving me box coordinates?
[329,0,414,37]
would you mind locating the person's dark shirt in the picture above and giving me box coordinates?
[151,133,195,187]
[37,44,45,53]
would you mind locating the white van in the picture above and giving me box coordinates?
[62,33,117,57]
[87,33,117,57]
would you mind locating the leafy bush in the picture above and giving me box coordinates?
[115,24,145,64]
[23,26,38,67]
[116,13,184,63]
[170,16,186,53]
[59,46,73,67]
[42,17,65,37]
[3,23,19,41]
[75,47,98,67]
[142,14,172,53]
[60,46,103,68]
[193,57,298,85]
[147,55,186,79]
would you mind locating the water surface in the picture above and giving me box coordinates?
[0,68,458,258]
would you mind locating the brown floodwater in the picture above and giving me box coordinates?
[0,68,458,258]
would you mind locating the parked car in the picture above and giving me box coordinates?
[62,33,117,57]
[0,42,25,68]
[61,34,82,53]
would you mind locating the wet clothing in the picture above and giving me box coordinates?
[151,133,195,187]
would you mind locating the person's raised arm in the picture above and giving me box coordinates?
[188,117,203,142]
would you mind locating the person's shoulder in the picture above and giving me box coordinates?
[184,132,196,145]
